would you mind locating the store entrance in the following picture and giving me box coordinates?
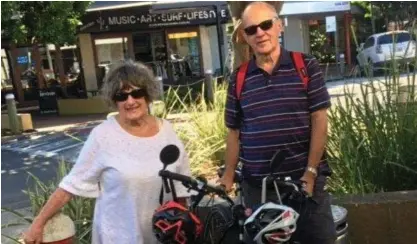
[166,28,202,84]
[131,29,203,85]
[132,31,169,81]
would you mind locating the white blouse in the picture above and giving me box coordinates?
[59,116,191,244]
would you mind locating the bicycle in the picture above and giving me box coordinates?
[217,153,349,244]
[218,151,309,244]
[157,145,310,244]
[157,145,246,244]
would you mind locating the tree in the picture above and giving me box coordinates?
[352,1,417,33]
[1,1,91,92]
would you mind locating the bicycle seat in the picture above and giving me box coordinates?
[217,165,243,183]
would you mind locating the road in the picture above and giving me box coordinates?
[1,122,99,209]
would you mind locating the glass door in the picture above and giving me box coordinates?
[166,28,202,83]
[94,37,129,66]
[93,34,131,89]
[132,31,168,81]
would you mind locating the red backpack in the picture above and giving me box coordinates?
[235,51,309,100]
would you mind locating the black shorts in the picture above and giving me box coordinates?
[242,176,336,244]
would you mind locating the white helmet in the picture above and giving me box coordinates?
[244,202,299,244]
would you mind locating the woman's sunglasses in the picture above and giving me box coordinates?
[113,89,147,102]
[243,18,277,36]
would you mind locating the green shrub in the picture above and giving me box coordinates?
[327,62,417,195]
[165,81,228,176]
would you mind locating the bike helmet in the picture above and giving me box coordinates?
[152,201,202,244]
[244,202,299,244]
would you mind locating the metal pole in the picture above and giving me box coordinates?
[204,70,214,104]
[157,76,164,100]
[335,26,340,76]
[6,93,21,134]
[215,5,224,75]
[340,53,345,76]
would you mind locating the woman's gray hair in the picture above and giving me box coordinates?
[100,59,161,107]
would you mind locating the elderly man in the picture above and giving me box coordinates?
[219,2,336,244]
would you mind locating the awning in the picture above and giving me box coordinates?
[79,1,230,33]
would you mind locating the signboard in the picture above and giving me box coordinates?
[281,1,350,16]
[79,5,230,33]
[326,16,337,32]
[17,56,28,64]
[38,89,59,115]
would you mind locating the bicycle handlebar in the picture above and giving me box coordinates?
[159,170,195,186]
[159,170,232,203]
[274,180,302,193]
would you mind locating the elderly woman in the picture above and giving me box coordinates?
[23,60,191,244]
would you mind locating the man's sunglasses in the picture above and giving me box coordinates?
[243,18,277,36]
[113,89,147,102]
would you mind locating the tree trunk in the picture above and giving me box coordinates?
[226,1,284,70]
[32,42,45,89]
[55,44,68,91]
[9,44,24,103]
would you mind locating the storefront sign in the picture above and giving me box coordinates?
[326,16,337,32]
[281,1,350,16]
[79,5,230,33]
[38,89,59,115]
[17,56,29,64]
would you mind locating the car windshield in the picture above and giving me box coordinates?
[377,33,411,45]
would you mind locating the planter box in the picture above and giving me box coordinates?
[1,113,34,131]
[334,190,417,244]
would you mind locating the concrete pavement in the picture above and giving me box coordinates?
[1,208,31,244]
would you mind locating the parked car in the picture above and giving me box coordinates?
[356,31,416,76]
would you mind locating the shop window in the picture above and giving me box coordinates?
[167,30,201,82]
[133,32,168,80]
[364,37,375,49]
[95,37,129,66]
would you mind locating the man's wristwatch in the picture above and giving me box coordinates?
[306,166,318,177]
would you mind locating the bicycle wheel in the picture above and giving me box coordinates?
[202,204,236,244]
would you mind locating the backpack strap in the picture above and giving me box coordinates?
[236,62,250,100]
[290,51,310,90]
[235,52,309,100]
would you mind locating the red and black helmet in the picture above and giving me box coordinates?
[152,201,202,244]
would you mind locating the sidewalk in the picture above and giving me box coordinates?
[31,113,108,132]
[1,208,31,244]
[29,112,193,133]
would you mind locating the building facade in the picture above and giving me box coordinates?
[1,1,362,106]
[77,1,230,94]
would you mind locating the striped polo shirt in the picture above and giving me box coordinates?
[225,48,331,181]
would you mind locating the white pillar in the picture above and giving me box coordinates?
[284,16,309,53]
[78,33,98,95]
[199,26,213,74]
